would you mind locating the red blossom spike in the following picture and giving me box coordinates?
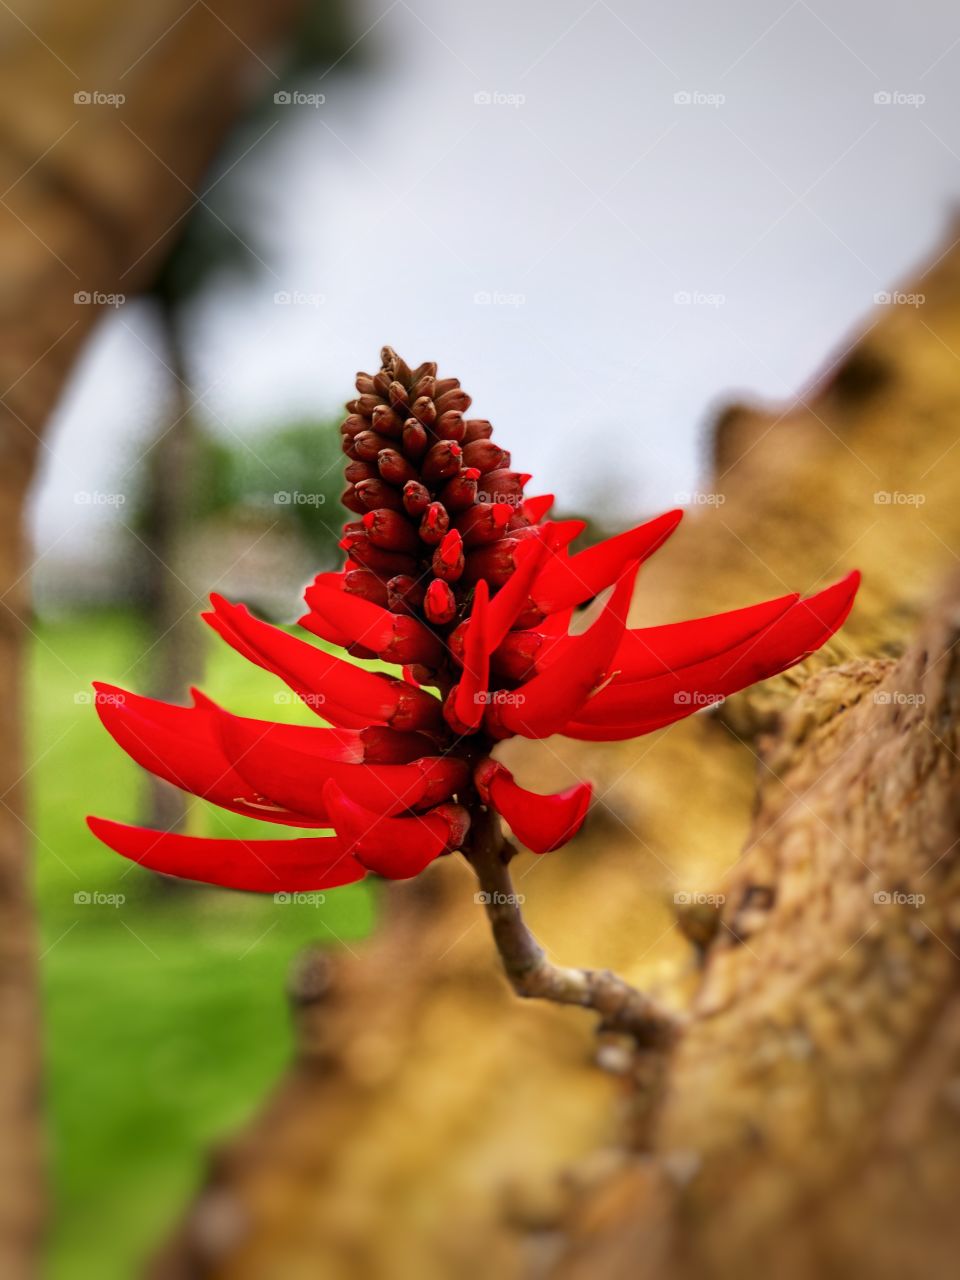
[475,760,592,854]
[89,346,860,922]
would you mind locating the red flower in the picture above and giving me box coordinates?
[88,348,859,891]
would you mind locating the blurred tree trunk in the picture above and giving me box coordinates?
[140,299,203,835]
[0,2,303,1273]
[152,228,960,1280]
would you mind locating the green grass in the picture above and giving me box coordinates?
[31,610,378,1279]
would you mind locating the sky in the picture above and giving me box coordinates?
[30,0,960,572]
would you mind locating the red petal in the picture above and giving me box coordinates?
[611,592,799,681]
[484,563,639,739]
[87,817,365,892]
[566,571,860,738]
[91,683,317,827]
[452,580,491,731]
[531,509,682,614]
[301,580,442,665]
[218,711,466,819]
[322,783,468,879]
[204,595,442,732]
[477,761,591,854]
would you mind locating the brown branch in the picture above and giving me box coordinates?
[465,806,681,1047]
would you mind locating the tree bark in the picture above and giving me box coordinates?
[0,3,303,1272]
[152,226,960,1279]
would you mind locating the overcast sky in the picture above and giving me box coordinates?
[30,0,960,566]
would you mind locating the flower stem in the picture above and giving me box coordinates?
[464,806,681,1048]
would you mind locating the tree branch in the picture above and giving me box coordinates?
[465,806,681,1047]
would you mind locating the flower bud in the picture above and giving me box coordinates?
[462,418,493,443]
[419,501,450,545]
[462,440,510,474]
[424,578,457,625]
[371,404,403,438]
[354,479,404,512]
[362,508,421,554]
[402,480,431,517]
[421,440,463,484]
[435,410,465,441]
[378,449,418,486]
[454,501,513,547]
[402,420,429,459]
[433,529,464,582]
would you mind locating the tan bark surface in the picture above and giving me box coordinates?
[0,4,303,1273]
[154,227,960,1279]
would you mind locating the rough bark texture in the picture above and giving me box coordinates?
[0,3,303,1273]
[154,228,960,1279]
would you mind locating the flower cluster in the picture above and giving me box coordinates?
[88,348,859,891]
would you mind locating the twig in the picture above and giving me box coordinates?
[464,806,682,1048]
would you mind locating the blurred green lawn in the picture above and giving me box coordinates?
[31,610,377,1279]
